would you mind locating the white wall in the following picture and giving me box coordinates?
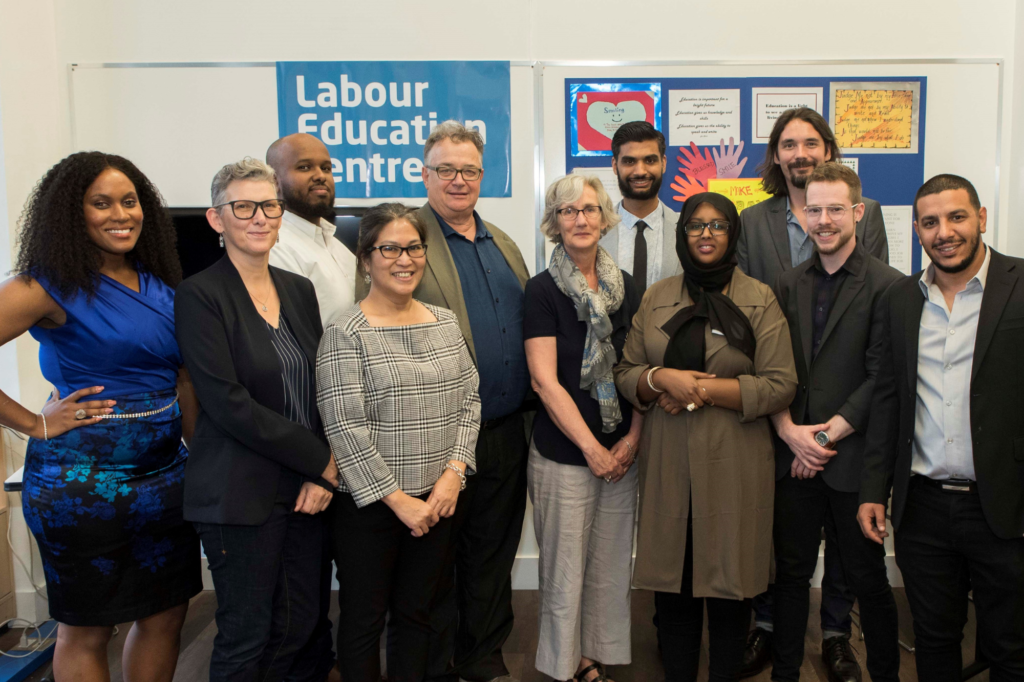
[1,0,1021,602]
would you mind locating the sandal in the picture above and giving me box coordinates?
[574,661,612,682]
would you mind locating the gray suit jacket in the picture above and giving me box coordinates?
[598,202,683,286]
[737,194,889,287]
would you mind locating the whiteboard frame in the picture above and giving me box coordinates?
[67,57,1006,274]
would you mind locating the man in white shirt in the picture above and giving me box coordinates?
[267,133,357,327]
[597,121,681,297]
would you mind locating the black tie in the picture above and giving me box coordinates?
[633,220,648,297]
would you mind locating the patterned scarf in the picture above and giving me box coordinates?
[548,244,625,433]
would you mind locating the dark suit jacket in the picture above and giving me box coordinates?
[738,194,889,286]
[354,203,531,363]
[773,243,905,492]
[860,248,1024,539]
[175,255,332,526]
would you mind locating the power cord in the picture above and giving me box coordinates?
[0,618,57,659]
[1,427,48,599]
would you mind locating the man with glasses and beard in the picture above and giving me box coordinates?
[859,175,1024,680]
[598,121,681,298]
[736,108,889,681]
[267,133,357,327]
[266,133,358,682]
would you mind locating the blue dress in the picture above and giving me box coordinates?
[23,272,202,626]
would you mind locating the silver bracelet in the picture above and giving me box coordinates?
[40,414,48,440]
[444,461,467,491]
[646,366,666,394]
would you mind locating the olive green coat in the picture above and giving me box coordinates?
[614,270,797,599]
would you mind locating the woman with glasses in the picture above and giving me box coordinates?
[175,158,340,681]
[317,203,480,682]
[614,193,797,682]
[524,175,643,682]
[0,151,201,682]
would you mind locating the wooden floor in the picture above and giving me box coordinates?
[7,588,987,681]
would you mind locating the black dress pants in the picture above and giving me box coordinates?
[426,412,528,682]
[332,491,453,682]
[771,473,899,682]
[655,517,752,682]
[896,477,1024,682]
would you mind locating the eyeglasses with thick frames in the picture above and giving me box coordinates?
[426,165,483,182]
[804,204,863,221]
[370,243,428,259]
[214,199,286,220]
[683,220,730,236]
[557,205,602,221]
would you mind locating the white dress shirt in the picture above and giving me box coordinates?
[615,201,665,289]
[269,211,357,327]
[911,244,991,481]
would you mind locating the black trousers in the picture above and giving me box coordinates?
[284,523,336,682]
[655,518,752,682]
[197,476,332,682]
[771,473,900,682]
[426,412,528,682]
[896,477,1024,681]
[332,491,453,682]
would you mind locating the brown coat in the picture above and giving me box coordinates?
[614,270,797,599]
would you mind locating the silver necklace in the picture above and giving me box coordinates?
[249,286,271,312]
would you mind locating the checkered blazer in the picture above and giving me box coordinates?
[316,302,481,507]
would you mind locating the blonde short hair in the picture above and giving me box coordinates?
[210,157,277,206]
[539,175,621,244]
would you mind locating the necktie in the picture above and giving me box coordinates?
[633,220,648,297]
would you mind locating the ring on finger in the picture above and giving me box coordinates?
[604,476,612,484]
[686,402,697,412]
[74,409,87,420]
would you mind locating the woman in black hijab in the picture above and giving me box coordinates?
[614,193,797,681]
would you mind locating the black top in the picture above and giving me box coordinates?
[523,269,640,467]
[810,249,859,360]
[266,314,318,432]
[174,255,331,526]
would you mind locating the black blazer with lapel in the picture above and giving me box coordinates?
[738,194,889,286]
[861,247,1024,539]
[773,243,905,492]
[175,255,332,526]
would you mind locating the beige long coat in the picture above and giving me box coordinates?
[613,270,797,600]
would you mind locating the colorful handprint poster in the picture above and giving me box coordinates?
[669,138,750,203]
[569,82,661,157]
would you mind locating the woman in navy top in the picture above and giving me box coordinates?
[0,152,201,681]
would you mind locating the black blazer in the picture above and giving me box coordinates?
[175,255,332,526]
[773,243,904,492]
[860,247,1024,539]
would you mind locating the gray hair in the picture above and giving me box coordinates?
[539,175,621,244]
[423,120,484,163]
[210,157,277,206]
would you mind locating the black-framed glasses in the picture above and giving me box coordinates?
[426,165,483,182]
[803,204,863,221]
[214,199,286,220]
[557,205,602,221]
[370,243,428,259]
[683,220,730,236]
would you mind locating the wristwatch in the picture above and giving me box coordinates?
[814,430,835,450]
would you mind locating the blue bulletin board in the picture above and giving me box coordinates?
[566,76,927,273]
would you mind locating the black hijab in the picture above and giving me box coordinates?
[661,192,757,372]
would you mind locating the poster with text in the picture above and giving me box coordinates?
[277,61,511,198]
[569,82,661,157]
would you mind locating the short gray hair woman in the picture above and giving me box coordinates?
[524,174,642,682]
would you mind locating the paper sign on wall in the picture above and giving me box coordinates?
[830,81,920,154]
[750,87,824,143]
[881,205,915,275]
[707,178,772,213]
[668,89,740,147]
[569,83,661,157]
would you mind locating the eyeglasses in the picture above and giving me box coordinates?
[683,220,730,236]
[214,199,286,220]
[370,243,428,259]
[557,206,602,221]
[426,165,483,182]
[804,204,863,221]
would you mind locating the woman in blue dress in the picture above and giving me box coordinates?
[0,152,202,682]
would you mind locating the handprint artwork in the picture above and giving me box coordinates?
[670,137,749,202]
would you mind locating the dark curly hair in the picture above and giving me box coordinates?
[14,151,182,300]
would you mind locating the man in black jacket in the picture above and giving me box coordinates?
[858,174,1024,680]
[771,163,902,682]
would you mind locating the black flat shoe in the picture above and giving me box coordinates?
[738,627,773,678]
[821,635,862,682]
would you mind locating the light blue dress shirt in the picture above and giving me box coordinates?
[911,245,991,481]
[785,197,814,268]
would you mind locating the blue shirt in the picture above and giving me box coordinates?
[786,197,814,268]
[434,209,529,421]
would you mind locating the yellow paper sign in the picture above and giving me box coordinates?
[833,89,914,149]
[707,178,772,212]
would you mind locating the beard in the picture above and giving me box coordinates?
[283,184,335,222]
[786,159,817,189]
[617,171,663,201]
[814,226,854,255]
[929,230,983,274]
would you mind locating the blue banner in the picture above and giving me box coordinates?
[276,61,511,198]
